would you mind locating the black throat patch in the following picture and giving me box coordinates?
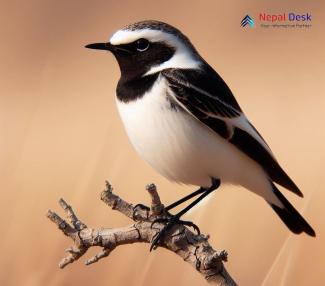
[113,40,175,102]
[116,72,160,102]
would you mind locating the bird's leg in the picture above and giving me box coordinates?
[164,187,206,212]
[150,178,220,251]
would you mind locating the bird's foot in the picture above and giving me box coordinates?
[132,204,150,220]
[150,215,200,251]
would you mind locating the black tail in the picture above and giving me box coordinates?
[269,183,315,237]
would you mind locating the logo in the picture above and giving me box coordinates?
[259,12,311,22]
[241,15,254,27]
[241,13,312,29]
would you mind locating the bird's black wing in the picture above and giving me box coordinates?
[162,67,302,197]
[163,66,242,119]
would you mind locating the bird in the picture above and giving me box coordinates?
[85,20,315,247]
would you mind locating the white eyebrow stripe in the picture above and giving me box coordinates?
[110,29,168,45]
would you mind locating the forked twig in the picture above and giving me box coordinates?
[47,181,236,285]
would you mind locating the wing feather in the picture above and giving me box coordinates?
[162,68,303,197]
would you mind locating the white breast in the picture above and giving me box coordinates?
[116,76,276,204]
[116,76,205,183]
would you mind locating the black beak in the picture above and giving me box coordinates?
[85,42,114,51]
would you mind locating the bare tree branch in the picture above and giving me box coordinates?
[47,181,237,285]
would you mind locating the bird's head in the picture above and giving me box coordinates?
[85,20,201,80]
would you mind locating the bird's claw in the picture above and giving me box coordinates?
[132,203,150,220]
[180,220,200,235]
[150,215,200,251]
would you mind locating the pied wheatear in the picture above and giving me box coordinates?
[86,20,315,248]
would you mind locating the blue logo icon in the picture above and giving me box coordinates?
[241,15,254,27]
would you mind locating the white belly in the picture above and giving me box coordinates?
[116,77,274,203]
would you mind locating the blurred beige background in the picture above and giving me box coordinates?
[1,0,324,285]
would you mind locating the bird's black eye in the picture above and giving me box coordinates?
[135,38,150,52]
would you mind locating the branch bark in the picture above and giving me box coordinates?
[47,181,237,286]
